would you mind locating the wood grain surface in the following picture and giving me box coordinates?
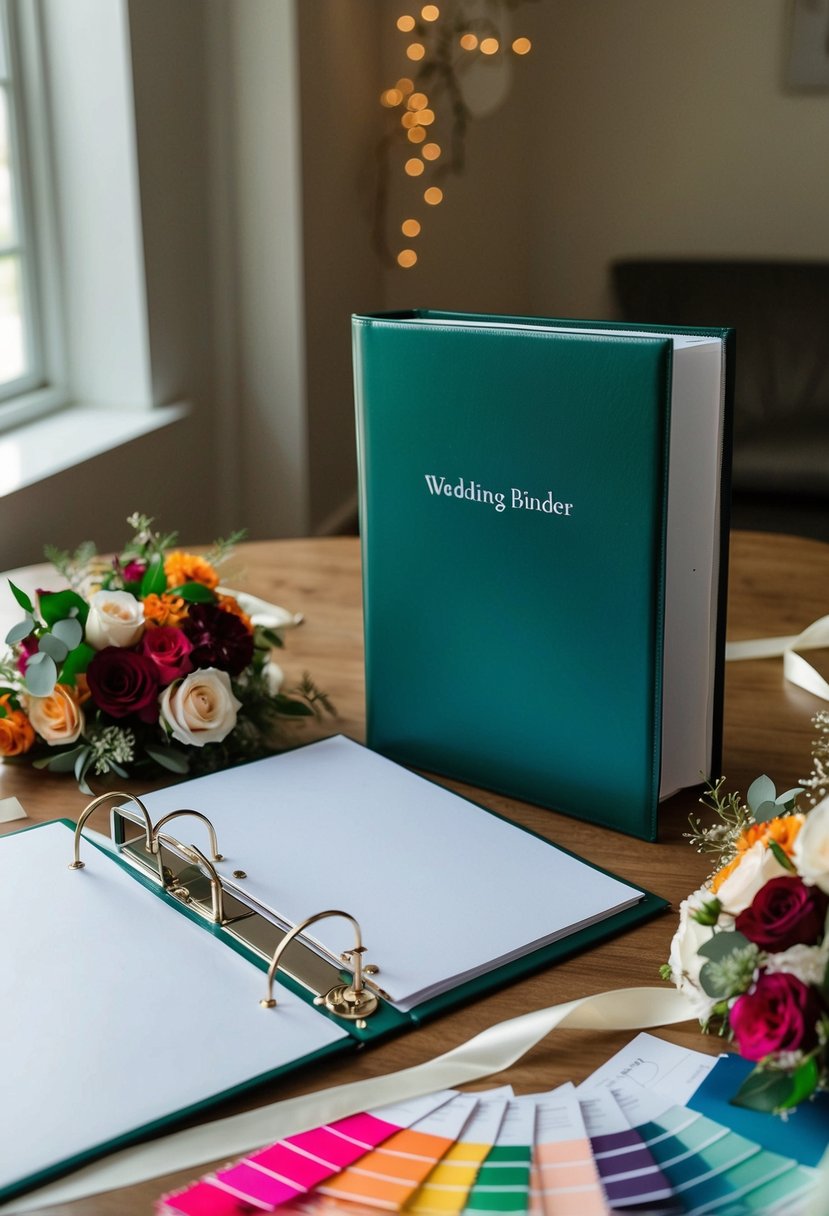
[1,531,827,1214]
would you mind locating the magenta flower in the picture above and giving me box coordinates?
[16,634,38,675]
[730,972,820,1061]
[139,626,193,685]
[122,559,148,583]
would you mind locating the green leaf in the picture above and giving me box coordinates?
[52,617,83,650]
[256,627,284,650]
[144,742,191,773]
[140,557,168,598]
[32,745,87,773]
[39,590,89,628]
[691,898,722,926]
[699,959,736,999]
[58,642,95,685]
[5,615,34,645]
[752,800,779,824]
[776,787,804,807]
[38,633,69,664]
[731,1059,818,1114]
[271,695,314,717]
[697,930,751,962]
[23,651,58,697]
[768,840,797,872]
[659,962,673,981]
[747,774,776,814]
[0,702,6,718]
[167,581,216,603]
[8,580,34,614]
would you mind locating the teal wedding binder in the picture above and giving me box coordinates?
[0,736,665,1204]
[352,310,734,840]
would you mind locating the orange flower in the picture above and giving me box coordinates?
[710,814,804,894]
[74,673,92,705]
[164,551,219,591]
[217,593,253,634]
[0,695,35,756]
[142,593,189,629]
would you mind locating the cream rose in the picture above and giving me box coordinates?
[85,590,145,650]
[715,840,790,915]
[26,685,84,746]
[159,668,241,747]
[793,797,829,895]
[667,887,718,1021]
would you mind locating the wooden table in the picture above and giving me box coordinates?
[1,531,827,1215]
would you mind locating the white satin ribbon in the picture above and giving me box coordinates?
[726,613,829,701]
[2,987,694,1214]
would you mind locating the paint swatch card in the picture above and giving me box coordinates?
[464,1097,536,1214]
[529,1085,607,1216]
[577,1086,678,1212]
[306,1093,481,1212]
[407,1094,510,1214]
[158,1092,458,1215]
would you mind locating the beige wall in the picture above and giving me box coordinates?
[522,0,829,318]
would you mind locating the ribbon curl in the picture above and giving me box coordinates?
[726,613,829,702]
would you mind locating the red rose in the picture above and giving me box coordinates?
[86,647,161,724]
[730,972,820,1061]
[138,626,193,684]
[736,876,828,953]
[182,603,253,676]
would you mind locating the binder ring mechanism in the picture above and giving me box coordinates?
[261,909,381,1023]
[68,795,386,1024]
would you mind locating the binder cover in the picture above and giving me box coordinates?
[352,310,734,840]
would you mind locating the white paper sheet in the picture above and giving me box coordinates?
[0,821,349,1201]
[136,736,644,1009]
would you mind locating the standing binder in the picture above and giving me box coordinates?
[352,310,734,840]
[0,736,666,1202]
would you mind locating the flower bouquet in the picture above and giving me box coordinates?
[664,719,829,1114]
[0,514,333,791]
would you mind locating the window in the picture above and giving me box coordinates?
[0,0,64,431]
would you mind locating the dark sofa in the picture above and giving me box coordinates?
[612,259,829,538]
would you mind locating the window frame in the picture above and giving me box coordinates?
[0,0,66,434]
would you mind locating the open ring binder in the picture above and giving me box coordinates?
[69,792,388,1024]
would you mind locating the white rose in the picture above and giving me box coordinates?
[764,938,829,986]
[26,685,84,746]
[793,797,829,895]
[159,668,241,747]
[715,840,790,915]
[85,590,145,650]
[667,887,718,1021]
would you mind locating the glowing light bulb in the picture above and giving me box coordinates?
[397,15,415,32]
[408,126,426,143]
[415,108,435,126]
[480,37,499,54]
[401,112,418,128]
[424,186,443,205]
[398,249,418,268]
[407,42,426,60]
[405,158,425,176]
[402,218,421,237]
[408,92,428,110]
[421,5,439,20]
[380,88,403,107]
[512,36,532,54]
[460,33,478,50]
[422,142,441,160]
[396,77,414,94]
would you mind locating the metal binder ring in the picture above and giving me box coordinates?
[150,809,224,862]
[69,792,158,876]
[173,843,226,924]
[260,909,379,1020]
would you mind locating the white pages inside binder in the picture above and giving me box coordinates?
[138,736,644,1012]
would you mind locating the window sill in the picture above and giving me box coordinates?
[0,402,189,497]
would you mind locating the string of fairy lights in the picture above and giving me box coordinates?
[377,2,536,269]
